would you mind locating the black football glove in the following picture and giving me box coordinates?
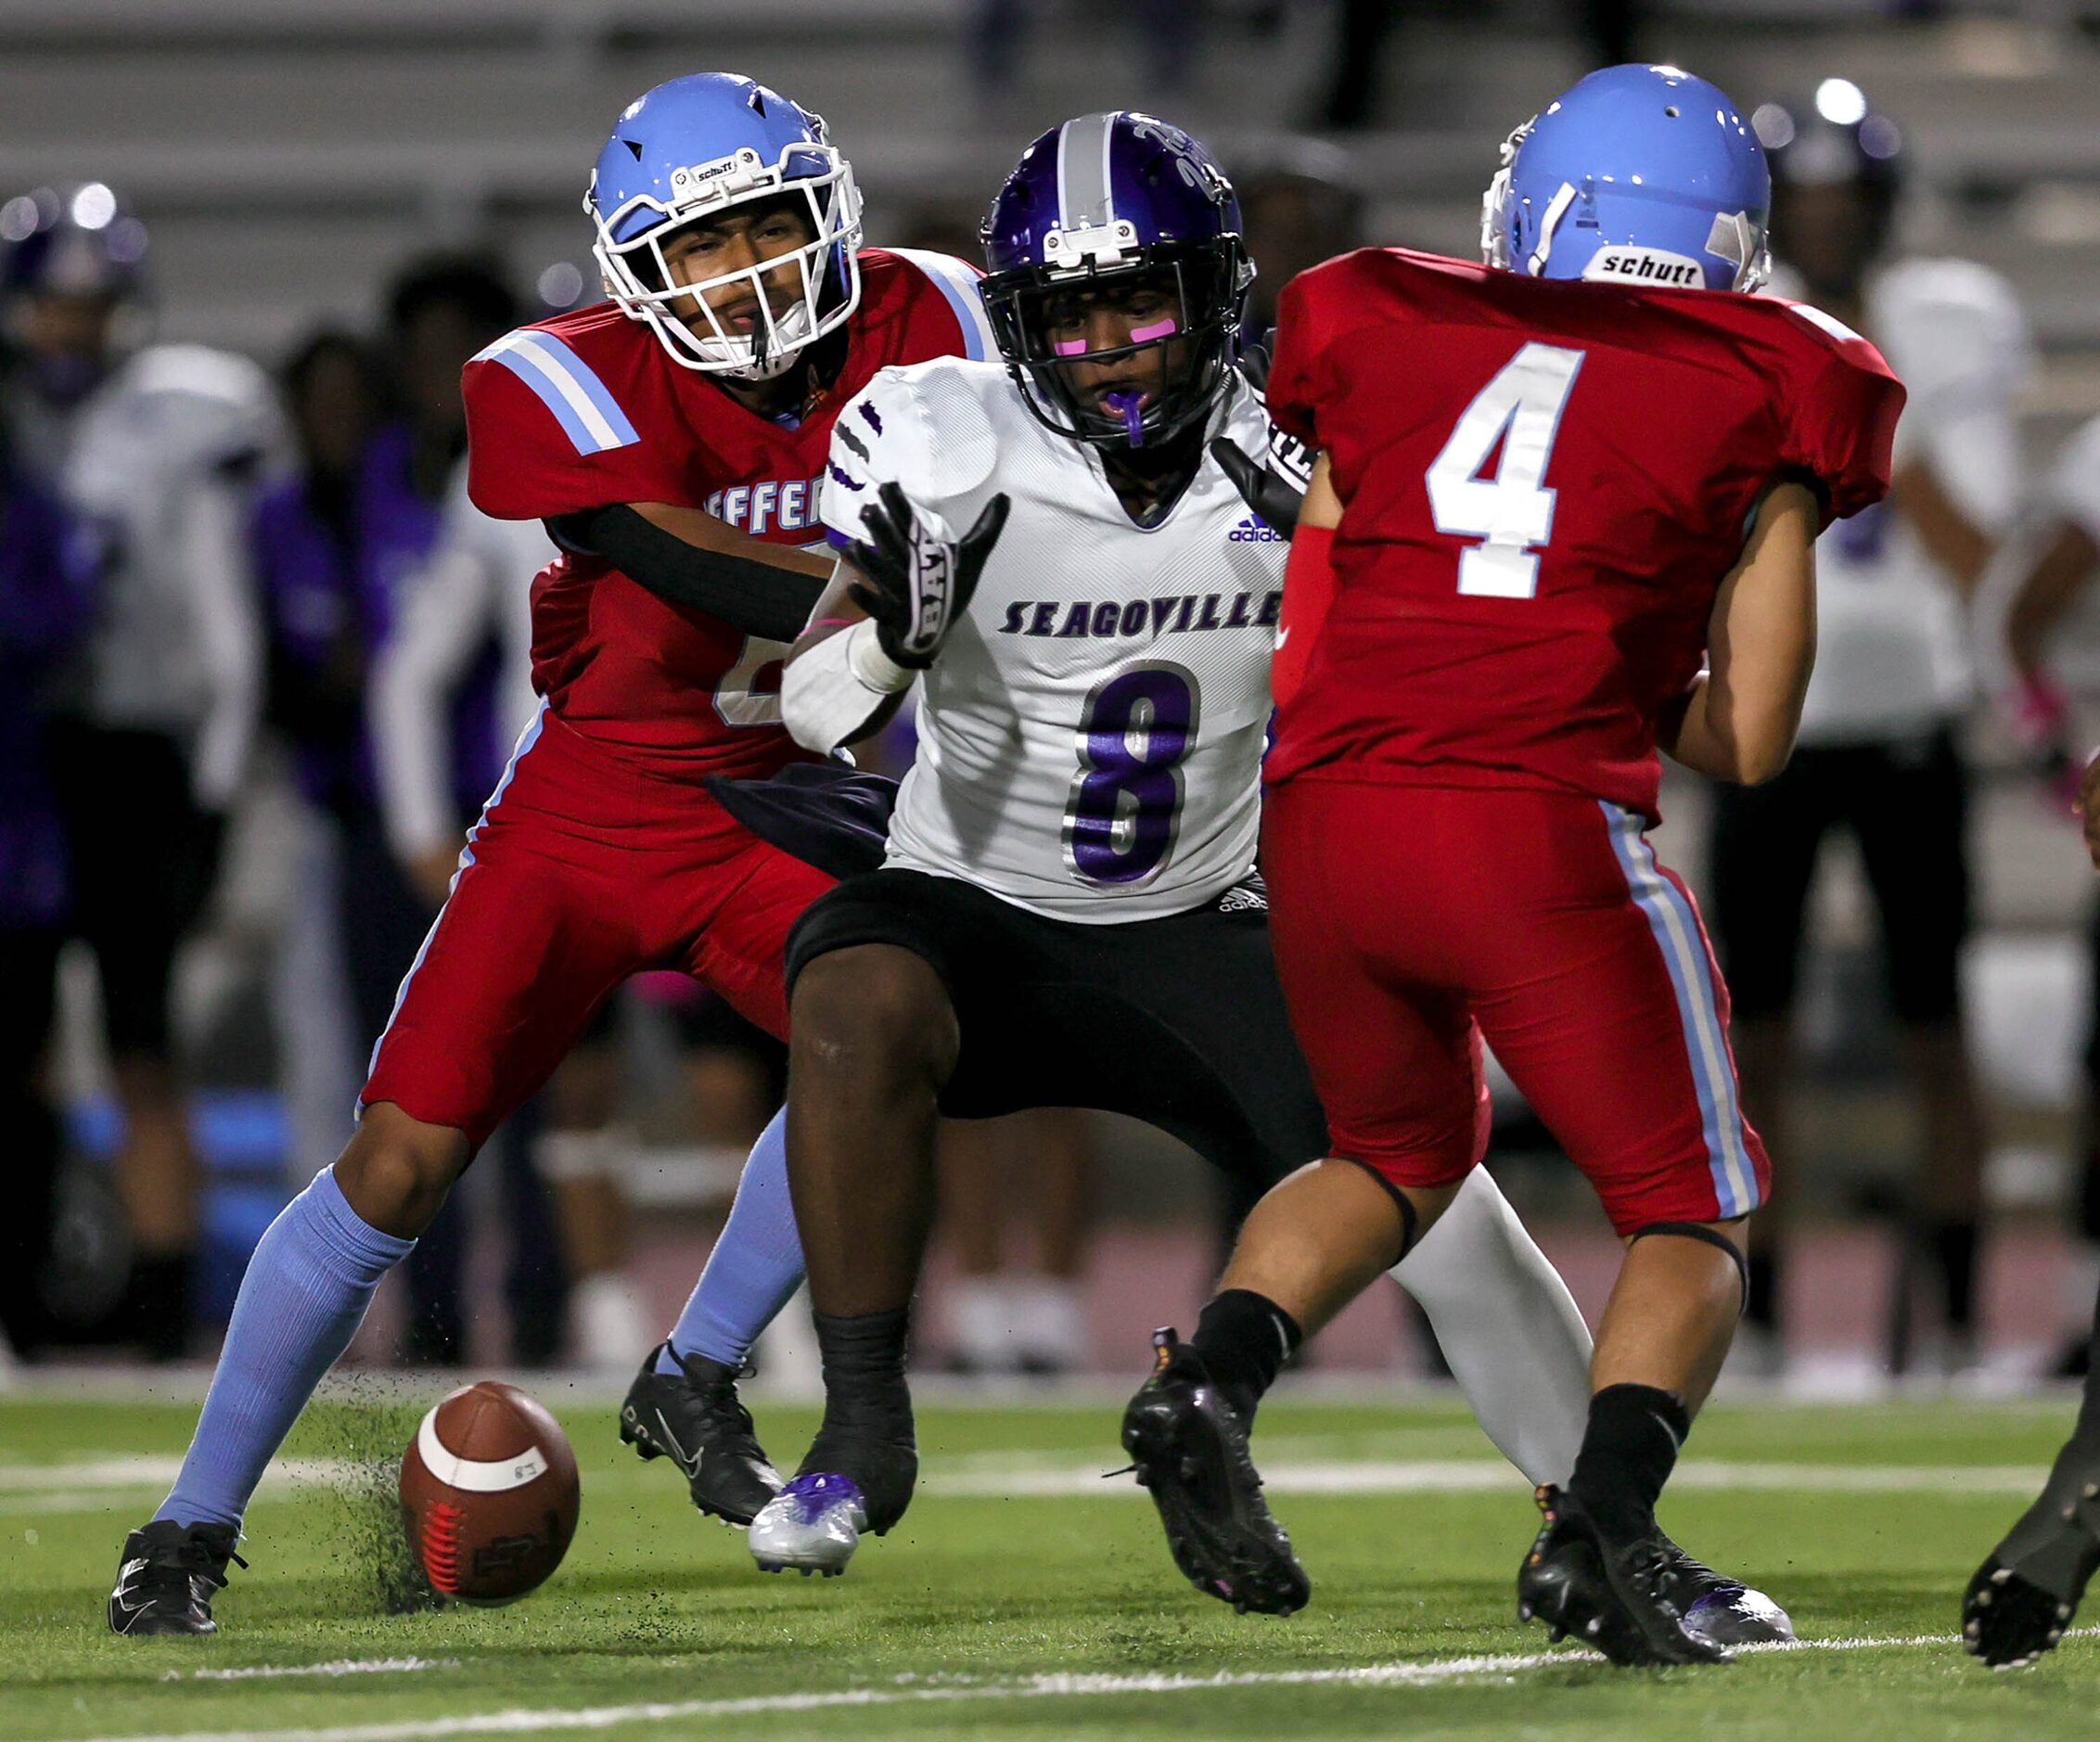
[846,481,1011,670]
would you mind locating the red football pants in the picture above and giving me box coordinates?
[362,706,834,1148]
[1262,779,1769,1235]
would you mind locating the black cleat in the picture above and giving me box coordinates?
[621,1343,782,1527]
[1964,1556,2081,1669]
[1120,1327,1309,1617]
[108,1521,246,1636]
[1517,1486,1730,1666]
[1964,1466,2100,1668]
[1658,1534,1794,1647]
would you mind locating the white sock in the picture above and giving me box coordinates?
[1009,1276,1087,1368]
[1391,1169,1592,1487]
[570,1273,652,1369]
[950,1276,1018,1371]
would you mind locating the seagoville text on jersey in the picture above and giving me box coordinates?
[997,588,1283,640]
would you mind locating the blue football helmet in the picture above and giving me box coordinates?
[980,111,1253,448]
[1482,64,1771,294]
[585,71,863,379]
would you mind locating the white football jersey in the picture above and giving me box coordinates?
[371,460,549,858]
[1786,259,2030,742]
[820,359,1298,922]
[13,343,284,806]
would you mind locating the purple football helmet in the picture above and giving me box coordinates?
[980,111,1252,449]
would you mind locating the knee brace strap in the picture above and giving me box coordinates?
[1334,1156,1421,1267]
[1631,1220,1748,1314]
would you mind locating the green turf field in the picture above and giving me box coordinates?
[2,1381,2095,1739]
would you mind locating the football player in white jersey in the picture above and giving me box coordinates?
[2002,416,2100,1378]
[1965,719,2100,1666]
[717,112,1787,1646]
[2,184,279,1359]
[1706,84,2029,1374]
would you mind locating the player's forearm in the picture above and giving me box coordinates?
[782,618,912,752]
[1677,482,1820,787]
[1658,676,1741,784]
[545,503,828,642]
[2006,521,2100,681]
[630,502,834,579]
[1891,459,1993,596]
[1670,656,1812,788]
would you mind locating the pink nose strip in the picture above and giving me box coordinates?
[1130,316,1179,342]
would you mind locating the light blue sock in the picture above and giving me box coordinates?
[658,1107,805,1373]
[157,1166,415,1531]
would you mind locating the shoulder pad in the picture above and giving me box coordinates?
[1871,258,2031,391]
[114,344,283,462]
[873,246,998,363]
[852,360,1002,502]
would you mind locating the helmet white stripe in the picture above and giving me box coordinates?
[1099,110,1118,224]
[1056,112,1119,231]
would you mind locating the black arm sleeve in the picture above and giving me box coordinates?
[545,504,828,643]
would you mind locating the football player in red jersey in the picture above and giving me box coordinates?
[1120,65,1903,1666]
[108,72,997,1636]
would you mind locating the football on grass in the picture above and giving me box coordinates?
[400,1380,579,1604]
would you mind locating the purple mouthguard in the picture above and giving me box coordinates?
[1102,390,1146,445]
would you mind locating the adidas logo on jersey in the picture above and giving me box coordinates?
[1228,516,1285,544]
[996,589,1283,640]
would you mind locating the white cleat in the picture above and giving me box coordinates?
[749,1473,865,1578]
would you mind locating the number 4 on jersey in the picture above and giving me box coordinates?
[1425,341,1584,599]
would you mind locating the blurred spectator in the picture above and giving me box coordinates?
[1709,88,2029,1374]
[370,465,540,911]
[939,1111,1094,1373]
[2,183,279,1359]
[1234,139,1367,349]
[253,330,424,1064]
[1312,2,1644,131]
[0,429,97,1359]
[890,199,984,267]
[2002,415,2100,1369]
[968,0,1201,113]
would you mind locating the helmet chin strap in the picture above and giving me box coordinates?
[723,345,802,383]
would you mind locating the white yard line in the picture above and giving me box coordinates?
[0,1458,360,1492]
[163,1659,457,1684]
[48,1629,2100,1742]
[922,1457,2053,1499]
[0,1453,2056,1515]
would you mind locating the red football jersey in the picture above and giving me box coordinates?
[1265,248,1904,819]
[463,247,993,780]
